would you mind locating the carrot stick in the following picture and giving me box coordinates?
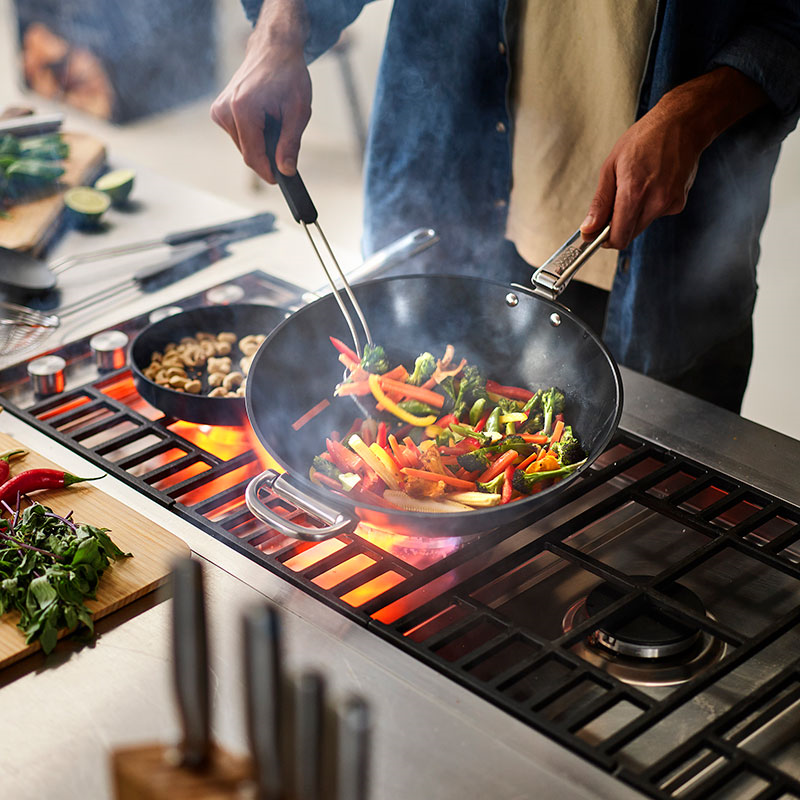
[335,380,372,396]
[517,448,541,471]
[291,398,331,431]
[403,436,422,460]
[382,365,409,382]
[550,420,565,446]
[521,433,548,444]
[380,377,445,408]
[477,449,519,483]
[401,467,477,490]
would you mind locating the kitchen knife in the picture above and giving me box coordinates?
[294,671,326,800]
[243,604,284,800]
[171,557,211,770]
[336,695,371,800]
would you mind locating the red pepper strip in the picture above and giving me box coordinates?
[380,377,445,409]
[0,469,101,504]
[435,413,457,429]
[329,336,359,363]
[520,433,548,444]
[330,430,341,442]
[555,413,564,423]
[291,398,331,431]
[501,464,515,504]
[349,485,394,508]
[474,412,490,432]
[455,467,475,480]
[439,455,460,466]
[327,438,363,473]
[485,380,535,402]
[401,467,477,491]
[403,436,422,461]
[345,417,363,439]
[377,421,388,449]
[0,449,26,485]
[477,449,519,483]
[383,444,404,471]
[439,441,477,456]
[402,446,422,469]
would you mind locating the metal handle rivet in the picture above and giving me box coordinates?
[505,293,519,307]
[550,313,562,327]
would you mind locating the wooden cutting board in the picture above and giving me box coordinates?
[0,431,189,669]
[0,131,107,255]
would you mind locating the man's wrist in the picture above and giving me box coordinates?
[253,0,309,50]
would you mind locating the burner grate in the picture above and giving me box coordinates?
[2,285,800,798]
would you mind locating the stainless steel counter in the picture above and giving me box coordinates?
[1,169,798,800]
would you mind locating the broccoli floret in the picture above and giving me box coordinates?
[511,459,585,494]
[360,343,390,374]
[312,456,341,480]
[541,387,566,436]
[521,389,544,414]
[434,376,457,414]
[477,473,505,493]
[496,396,522,414]
[408,352,437,385]
[522,410,544,434]
[457,449,492,472]
[458,365,489,406]
[550,426,586,465]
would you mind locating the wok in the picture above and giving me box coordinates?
[244,273,622,540]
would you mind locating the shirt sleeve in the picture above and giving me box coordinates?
[708,0,800,118]
[238,0,371,61]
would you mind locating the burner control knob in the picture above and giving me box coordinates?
[27,355,66,396]
[206,283,245,305]
[90,330,129,371]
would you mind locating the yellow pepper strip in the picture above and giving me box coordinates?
[498,413,527,425]
[348,434,401,490]
[369,442,402,483]
[367,373,437,427]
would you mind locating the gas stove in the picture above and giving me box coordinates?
[1,271,799,800]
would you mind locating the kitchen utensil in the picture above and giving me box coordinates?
[244,269,622,540]
[0,240,210,358]
[263,114,372,358]
[336,696,371,800]
[0,112,63,137]
[0,211,275,294]
[128,228,438,426]
[0,431,189,670]
[243,604,284,800]
[171,557,211,770]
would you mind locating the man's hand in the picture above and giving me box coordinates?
[581,67,768,250]
[210,1,311,183]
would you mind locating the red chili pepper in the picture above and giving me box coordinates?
[377,421,388,449]
[0,469,101,504]
[329,336,359,364]
[435,413,457,429]
[474,412,490,432]
[485,380,535,402]
[0,449,26,485]
[501,464,515,504]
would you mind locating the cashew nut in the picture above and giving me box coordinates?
[208,387,227,397]
[184,379,202,394]
[222,371,243,391]
[208,371,225,388]
[217,331,237,344]
[207,356,231,375]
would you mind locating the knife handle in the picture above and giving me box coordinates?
[163,211,275,246]
[336,695,371,800]
[263,113,318,224]
[243,604,284,800]
[171,558,211,770]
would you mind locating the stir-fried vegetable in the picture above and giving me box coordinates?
[309,342,588,512]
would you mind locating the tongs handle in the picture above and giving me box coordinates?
[263,114,318,224]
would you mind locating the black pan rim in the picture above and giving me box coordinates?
[245,274,624,523]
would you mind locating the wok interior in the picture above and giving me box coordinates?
[247,275,621,502]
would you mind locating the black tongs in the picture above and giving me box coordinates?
[263,115,373,358]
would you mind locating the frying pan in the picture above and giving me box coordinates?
[128,229,439,424]
[244,273,622,540]
[130,303,288,425]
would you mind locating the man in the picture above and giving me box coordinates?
[212,1,800,412]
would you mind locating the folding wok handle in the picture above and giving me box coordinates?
[246,470,359,541]
[531,224,611,301]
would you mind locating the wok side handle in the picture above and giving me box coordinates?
[246,470,358,541]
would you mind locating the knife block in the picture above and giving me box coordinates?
[111,743,252,800]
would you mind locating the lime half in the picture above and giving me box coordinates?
[64,186,111,226]
[94,168,135,205]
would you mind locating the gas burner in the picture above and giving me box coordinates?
[563,578,726,687]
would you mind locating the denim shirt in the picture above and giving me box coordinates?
[241,0,800,380]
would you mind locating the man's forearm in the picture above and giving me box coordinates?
[655,66,770,152]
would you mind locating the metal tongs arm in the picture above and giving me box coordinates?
[531,224,611,301]
[263,115,373,358]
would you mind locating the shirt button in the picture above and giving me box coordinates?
[620,256,631,273]
[495,199,507,208]
[496,121,506,133]
[498,41,506,55]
